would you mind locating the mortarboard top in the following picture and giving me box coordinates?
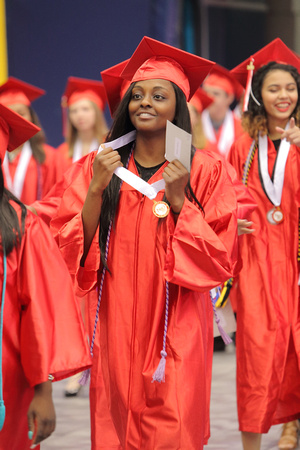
[0,103,40,160]
[101,60,131,116]
[203,64,244,99]
[61,76,107,111]
[0,77,45,107]
[231,38,300,88]
[189,87,214,114]
[121,36,215,101]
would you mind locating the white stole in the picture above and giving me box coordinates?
[202,109,235,157]
[3,141,32,199]
[258,128,290,207]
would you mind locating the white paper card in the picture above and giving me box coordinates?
[165,121,192,172]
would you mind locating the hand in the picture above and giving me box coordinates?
[27,381,56,447]
[237,219,254,235]
[275,117,300,146]
[163,160,189,213]
[90,146,123,194]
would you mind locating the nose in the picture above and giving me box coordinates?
[140,93,152,107]
[278,89,289,98]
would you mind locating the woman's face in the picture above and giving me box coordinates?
[128,79,176,134]
[8,103,32,122]
[203,85,234,122]
[261,69,298,124]
[68,99,97,132]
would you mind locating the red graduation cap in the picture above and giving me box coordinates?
[230,38,300,110]
[61,76,107,111]
[121,36,215,101]
[61,76,107,137]
[101,60,131,116]
[203,64,244,99]
[189,87,214,114]
[0,103,40,161]
[0,77,45,107]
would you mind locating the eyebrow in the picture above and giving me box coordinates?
[267,82,297,88]
[132,84,170,91]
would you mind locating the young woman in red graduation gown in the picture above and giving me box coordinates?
[57,77,108,169]
[0,104,91,449]
[0,77,67,205]
[45,37,240,449]
[229,39,300,450]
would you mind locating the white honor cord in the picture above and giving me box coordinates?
[99,131,166,200]
[258,126,290,206]
[3,142,32,199]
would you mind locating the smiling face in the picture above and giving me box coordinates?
[128,79,176,135]
[68,99,97,132]
[261,69,298,126]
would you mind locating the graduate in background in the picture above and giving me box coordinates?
[187,86,214,150]
[0,103,91,449]
[56,77,109,398]
[58,76,108,168]
[0,77,67,204]
[29,69,128,447]
[229,38,300,450]
[48,36,240,449]
[202,64,244,159]
[188,87,256,352]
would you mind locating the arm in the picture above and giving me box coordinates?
[164,155,239,291]
[81,146,122,264]
[18,212,91,387]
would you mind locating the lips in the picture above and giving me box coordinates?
[275,102,291,112]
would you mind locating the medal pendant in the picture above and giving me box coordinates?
[153,201,170,218]
[267,206,284,225]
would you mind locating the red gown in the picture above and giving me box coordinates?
[49,148,239,449]
[0,204,91,450]
[3,144,67,204]
[31,172,122,450]
[56,142,73,169]
[229,133,300,433]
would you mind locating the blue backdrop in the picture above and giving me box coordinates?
[5,0,155,146]
[5,1,265,147]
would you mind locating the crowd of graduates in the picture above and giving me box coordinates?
[0,34,299,450]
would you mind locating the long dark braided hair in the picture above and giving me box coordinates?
[98,81,204,267]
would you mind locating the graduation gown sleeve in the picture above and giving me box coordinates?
[17,210,92,385]
[164,150,239,290]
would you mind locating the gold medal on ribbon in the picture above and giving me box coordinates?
[152,201,170,218]
[267,206,284,225]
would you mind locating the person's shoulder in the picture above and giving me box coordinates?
[8,199,33,230]
[192,147,224,169]
[43,143,57,154]
[42,143,62,160]
[61,150,96,186]
[56,142,69,158]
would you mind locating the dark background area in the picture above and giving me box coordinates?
[5,0,266,147]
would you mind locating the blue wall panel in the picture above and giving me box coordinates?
[6,1,153,146]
